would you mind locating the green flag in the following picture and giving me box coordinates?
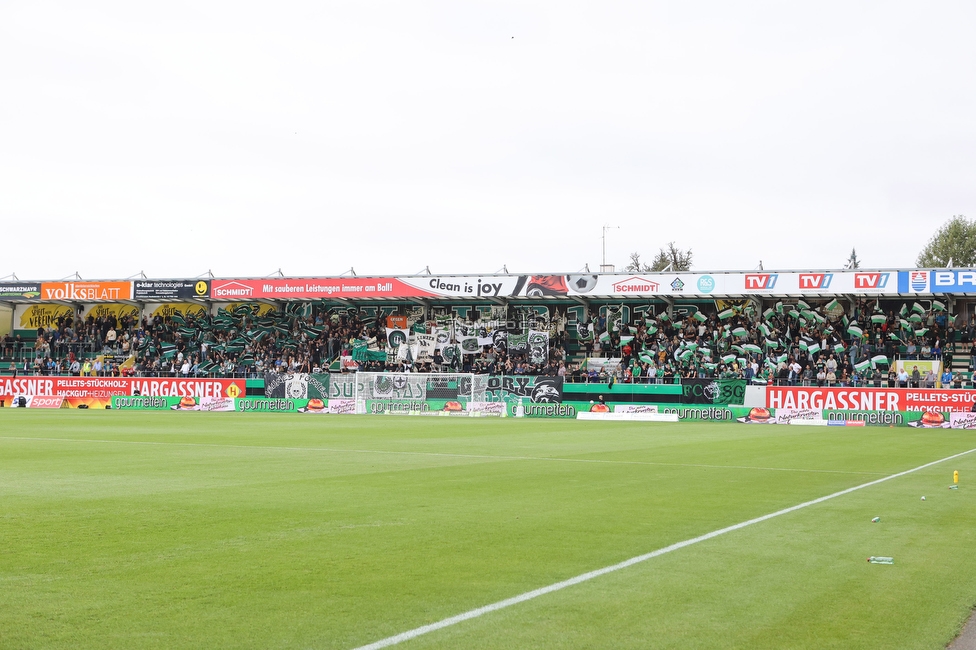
[871,314,886,325]
[692,312,707,323]
[871,354,888,367]
[825,299,840,311]
[855,359,871,372]
[718,309,735,320]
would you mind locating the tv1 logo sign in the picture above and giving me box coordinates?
[744,274,778,290]
[798,273,833,290]
[853,272,890,290]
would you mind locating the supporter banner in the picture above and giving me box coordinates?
[767,386,976,412]
[82,303,140,322]
[263,372,329,399]
[134,280,210,300]
[527,330,549,365]
[0,282,41,300]
[1,377,244,398]
[484,376,563,404]
[415,334,436,363]
[583,358,623,375]
[41,281,132,301]
[147,303,209,320]
[216,303,278,316]
[681,379,747,405]
[17,304,75,330]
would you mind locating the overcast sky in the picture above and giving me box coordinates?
[1,1,973,281]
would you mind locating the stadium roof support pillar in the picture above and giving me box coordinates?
[748,296,762,321]
[662,296,674,320]
[844,295,858,317]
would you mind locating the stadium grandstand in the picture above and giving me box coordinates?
[0,268,968,390]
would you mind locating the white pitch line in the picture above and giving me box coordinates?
[350,446,976,650]
[0,436,884,475]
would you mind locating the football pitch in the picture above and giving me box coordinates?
[2,411,975,649]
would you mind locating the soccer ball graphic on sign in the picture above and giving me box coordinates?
[567,274,599,294]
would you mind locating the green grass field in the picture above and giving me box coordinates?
[1,411,975,649]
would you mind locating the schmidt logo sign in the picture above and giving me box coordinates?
[611,277,660,293]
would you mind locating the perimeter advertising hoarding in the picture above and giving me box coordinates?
[210,278,439,301]
[134,280,210,300]
[40,281,132,301]
[0,377,245,399]
[729,272,893,294]
[211,271,900,301]
[0,282,41,300]
[898,270,976,294]
[766,386,976,413]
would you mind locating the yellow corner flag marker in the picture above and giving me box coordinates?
[954,470,959,484]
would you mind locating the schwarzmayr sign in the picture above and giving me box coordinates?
[0,282,41,300]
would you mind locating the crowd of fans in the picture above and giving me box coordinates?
[0,298,965,387]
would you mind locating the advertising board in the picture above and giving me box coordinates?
[2,377,245,399]
[766,386,976,413]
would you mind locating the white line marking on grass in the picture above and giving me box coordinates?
[350,446,976,650]
[0,436,884,475]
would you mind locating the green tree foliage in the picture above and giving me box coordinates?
[917,215,976,267]
[650,242,693,272]
[624,252,651,273]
